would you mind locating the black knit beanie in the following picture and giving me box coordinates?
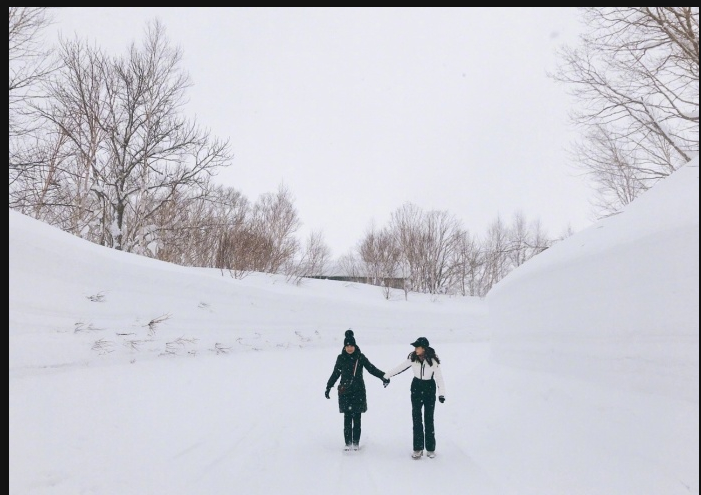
[343,329,356,346]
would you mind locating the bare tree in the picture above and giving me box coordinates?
[9,7,55,134]
[386,203,462,295]
[573,124,647,217]
[359,225,401,298]
[284,230,331,285]
[14,37,107,235]
[215,226,262,278]
[528,218,551,257]
[9,7,57,183]
[421,210,462,294]
[154,183,250,267]
[552,7,699,216]
[248,183,301,273]
[299,230,331,278]
[337,251,363,282]
[29,20,233,252]
[507,211,530,269]
[448,228,484,297]
[506,211,551,270]
[482,214,511,293]
[389,203,424,293]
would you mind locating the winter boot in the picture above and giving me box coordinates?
[344,444,352,452]
[352,443,360,451]
[427,451,436,458]
[412,450,423,459]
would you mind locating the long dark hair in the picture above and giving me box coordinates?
[409,346,440,366]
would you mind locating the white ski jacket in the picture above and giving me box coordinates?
[384,357,446,397]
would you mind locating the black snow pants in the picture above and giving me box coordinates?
[410,377,436,452]
[343,412,362,445]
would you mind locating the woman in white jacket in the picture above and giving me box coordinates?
[384,336,446,459]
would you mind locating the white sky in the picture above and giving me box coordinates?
[48,7,592,255]
[9,155,699,494]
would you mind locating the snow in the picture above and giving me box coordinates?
[9,157,699,494]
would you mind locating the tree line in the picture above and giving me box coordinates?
[9,8,697,298]
[335,204,554,298]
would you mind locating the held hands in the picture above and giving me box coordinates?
[382,377,390,388]
[325,388,331,399]
[438,396,445,404]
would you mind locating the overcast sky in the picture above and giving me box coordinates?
[50,7,592,255]
[9,158,698,494]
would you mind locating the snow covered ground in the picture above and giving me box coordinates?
[9,158,699,494]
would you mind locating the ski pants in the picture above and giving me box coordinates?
[410,377,436,451]
[343,412,362,445]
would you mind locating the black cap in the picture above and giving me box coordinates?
[410,337,429,348]
[344,329,356,347]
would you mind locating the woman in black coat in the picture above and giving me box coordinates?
[325,330,389,451]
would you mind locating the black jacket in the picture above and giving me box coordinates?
[326,346,385,414]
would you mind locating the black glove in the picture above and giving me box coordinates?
[382,377,390,388]
[438,396,445,403]
[325,388,331,399]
